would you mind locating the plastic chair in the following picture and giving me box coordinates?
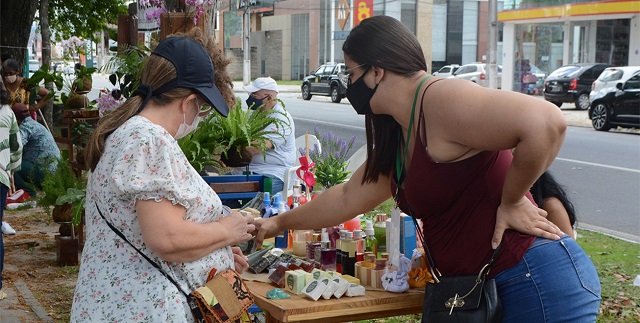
[345,144,367,176]
[281,134,321,199]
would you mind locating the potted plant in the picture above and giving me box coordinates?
[40,158,87,229]
[178,97,290,170]
[304,127,357,190]
[61,65,98,113]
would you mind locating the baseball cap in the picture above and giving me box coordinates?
[150,36,230,117]
[11,103,30,120]
[243,77,279,93]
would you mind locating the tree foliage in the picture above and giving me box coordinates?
[47,0,128,41]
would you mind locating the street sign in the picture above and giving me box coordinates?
[337,0,351,31]
[354,0,373,26]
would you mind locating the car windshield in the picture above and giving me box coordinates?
[549,65,582,78]
[597,69,624,82]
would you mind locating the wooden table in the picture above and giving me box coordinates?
[245,280,424,323]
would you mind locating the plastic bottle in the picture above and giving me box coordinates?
[261,192,272,218]
[365,220,378,256]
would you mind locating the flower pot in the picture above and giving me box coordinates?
[63,108,99,119]
[159,12,206,40]
[52,203,74,223]
[221,147,253,167]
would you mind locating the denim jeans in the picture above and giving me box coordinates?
[0,183,8,291]
[494,235,601,322]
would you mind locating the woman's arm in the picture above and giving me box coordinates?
[29,87,50,115]
[136,199,255,263]
[543,197,574,239]
[255,161,392,245]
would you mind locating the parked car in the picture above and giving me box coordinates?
[28,59,40,73]
[449,63,502,88]
[588,71,640,131]
[590,66,640,103]
[432,64,460,77]
[301,63,347,103]
[63,64,75,75]
[543,63,612,110]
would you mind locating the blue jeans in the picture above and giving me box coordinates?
[494,235,601,322]
[0,184,8,291]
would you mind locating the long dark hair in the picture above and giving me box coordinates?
[531,171,577,226]
[342,16,428,184]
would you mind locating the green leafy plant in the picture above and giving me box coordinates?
[101,44,149,98]
[27,66,65,101]
[70,65,97,93]
[179,97,290,171]
[304,127,356,189]
[40,158,87,226]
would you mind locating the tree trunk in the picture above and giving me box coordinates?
[39,0,54,129]
[0,0,38,67]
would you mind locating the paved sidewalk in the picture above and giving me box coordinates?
[0,264,53,322]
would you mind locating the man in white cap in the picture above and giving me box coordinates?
[232,77,296,195]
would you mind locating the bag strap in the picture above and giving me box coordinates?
[391,76,502,281]
[94,202,206,322]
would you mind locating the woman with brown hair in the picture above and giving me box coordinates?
[256,16,600,322]
[71,29,254,322]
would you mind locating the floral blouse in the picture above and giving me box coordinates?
[71,116,233,322]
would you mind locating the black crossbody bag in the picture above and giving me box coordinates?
[394,76,503,322]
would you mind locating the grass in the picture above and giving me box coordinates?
[357,199,640,322]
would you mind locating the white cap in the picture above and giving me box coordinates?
[365,220,374,236]
[244,77,279,93]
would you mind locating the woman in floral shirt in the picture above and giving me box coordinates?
[71,29,252,322]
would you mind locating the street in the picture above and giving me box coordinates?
[275,91,640,243]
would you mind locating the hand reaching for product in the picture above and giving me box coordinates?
[219,211,256,246]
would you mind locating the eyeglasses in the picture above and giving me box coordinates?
[343,64,369,87]
[195,98,212,116]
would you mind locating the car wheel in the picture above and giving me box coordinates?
[302,84,312,100]
[575,93,590,110]
[551,101,563,107]
[330,86,341,103]
[591,102,611,131]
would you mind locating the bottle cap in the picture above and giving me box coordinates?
[263,192,271,205]
[353,229,364,239]
[376,213,388,222]
[321,228,330,242]
[365,220,374,235]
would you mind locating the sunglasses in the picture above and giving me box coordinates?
[195,98,212,116]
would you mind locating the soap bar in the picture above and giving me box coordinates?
[303,279,328,301]
[332,276,350,299]
[345,284,366,297]
[268,265,289,288]
[321,278,337,300]
[341,274,361,285]
[305,268,331,284]
[285,270,307,295]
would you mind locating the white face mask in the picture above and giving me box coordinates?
[174,98,204,139]
[5,75,17,84]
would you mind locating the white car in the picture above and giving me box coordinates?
[449,63,502,88]
[590,66,640,103]
[432,64,460,77]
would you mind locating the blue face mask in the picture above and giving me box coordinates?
[246,95,268,110]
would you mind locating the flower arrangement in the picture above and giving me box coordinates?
[96,89,125,117]
[140,0,213,25]
[61,36,88,64]
[301,127,356,189]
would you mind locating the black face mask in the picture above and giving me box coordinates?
[346,67,378,115]
[246,95,268,110]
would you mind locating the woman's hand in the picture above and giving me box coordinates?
[231,246,249,273]
[253,217,282,247]
[492,196,563,249]
[218,211,255,246]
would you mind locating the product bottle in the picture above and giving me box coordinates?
[261,192,272,218]
[318,228,337,271]
[341,231,357,276]
[373,213,387,257]
[365,220,378,256]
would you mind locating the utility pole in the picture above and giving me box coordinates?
[487,0,498,89]
[243,4,251,85]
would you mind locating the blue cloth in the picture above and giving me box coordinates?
[494,235,601,322]
[19,118,60,173]
[0,183,8,291]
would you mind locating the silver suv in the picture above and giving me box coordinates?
[449,63,502,88]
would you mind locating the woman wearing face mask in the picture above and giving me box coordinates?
[255,16,600,322]
[1,59,50,120]
[71,29,255,322]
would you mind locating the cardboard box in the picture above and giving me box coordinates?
[400,214,417,256]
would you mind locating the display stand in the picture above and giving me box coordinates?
[54,93,99,174]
